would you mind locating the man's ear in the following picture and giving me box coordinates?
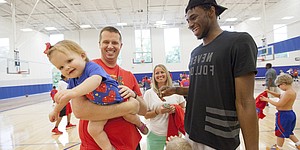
[209,5,217,18]
[120,43,123,50]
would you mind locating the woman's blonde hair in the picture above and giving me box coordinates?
[47,40,89,62]
[151,64,173,93]
[275,73,293,86]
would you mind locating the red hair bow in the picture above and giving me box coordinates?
[44,42,51,54]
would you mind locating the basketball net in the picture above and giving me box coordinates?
[257,56,265,61]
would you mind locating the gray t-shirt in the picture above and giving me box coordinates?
[186,31,257,150]
[265,68,277,87]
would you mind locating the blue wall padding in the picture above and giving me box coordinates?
[256,65,300,78]
[134,71,189,83]
[272,36,300,53]
[0,84,52,100]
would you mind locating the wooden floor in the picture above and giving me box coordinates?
[0,80,300,150]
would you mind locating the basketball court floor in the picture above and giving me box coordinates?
[0,80,299,150]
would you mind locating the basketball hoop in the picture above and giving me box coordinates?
[257,56,265,61]
[18,70,29,74]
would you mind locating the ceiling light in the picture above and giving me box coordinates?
[226,18,237,22]
[80,24,91,28]
[45,27,57,31]
[156,21,167,24]
[20,28,33,32]
[281,16,294,20]
[249,17,261,21]
[117,23,127,26]
[0,0,7,4]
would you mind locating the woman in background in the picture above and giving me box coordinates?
[144,64,185,150]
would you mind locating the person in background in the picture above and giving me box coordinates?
[265,63,278,98]
[179,76,190,87]
[159,0,259,149]
[50,86,57,106]
[169,71,173,80]
[144,64,185,150]
[70,26,147,150]
[51,75,76,135]
[279,70,285,75]
[142,76,151,91]
[292,69,298,82]
[286,68,293,77]
[260,74,300,150]
[46,40,148,150]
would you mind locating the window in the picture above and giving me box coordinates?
[133,29,152,64]
[164,28,180,63]
[0,38,9,58]
[0,38,9,73]
[273,24,287,43]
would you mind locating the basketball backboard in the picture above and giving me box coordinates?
[257,45,274,61]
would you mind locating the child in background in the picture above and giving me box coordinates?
[166,136,192,150]
[260,74,300,150]
[51,74,76,135]
[50,86,57,106]
[45,40,148,150]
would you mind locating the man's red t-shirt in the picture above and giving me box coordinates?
[79,59,142,150]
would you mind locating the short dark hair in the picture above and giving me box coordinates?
[99,26,122,43]
[266,63,272,68]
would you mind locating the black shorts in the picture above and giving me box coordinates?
[59,106,67,117]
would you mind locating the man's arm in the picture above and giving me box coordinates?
[118,85,147,115]
[267,78,272,90]
[160,86,189,97]
[136,96,147,115]
[71,96,139,121]
[235,72,259,150]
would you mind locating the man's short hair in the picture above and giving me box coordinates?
[99,26,122,43]
[266,63,272,68]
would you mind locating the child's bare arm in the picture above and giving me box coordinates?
[72,75,102,97]
[265,89,280,98]
[260,92,292,107]
[54,75,102,113]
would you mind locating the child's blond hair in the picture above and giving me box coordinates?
[166,137,192,150]
[47,40,89,62]
[275,73,293,86]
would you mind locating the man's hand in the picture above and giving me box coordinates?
[118,85,135,99]
[158,86,176,98]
